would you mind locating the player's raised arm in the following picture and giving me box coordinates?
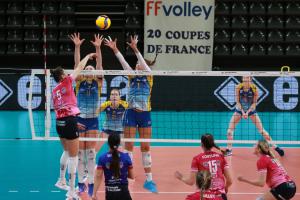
[127,35,151,71]
[104,36,133,70]
[72,53,97,79]
[69,32,85,69]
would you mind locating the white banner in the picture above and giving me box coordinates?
[144,0,215,71]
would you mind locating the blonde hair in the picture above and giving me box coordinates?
[257,140,275,159]
[196,170,212,200]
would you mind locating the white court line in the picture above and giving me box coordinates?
[50,190,61,193]
[97,191,300,195]
[29,190,40,193]
[8,190,18,193]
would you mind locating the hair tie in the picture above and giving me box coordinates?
[113,145,118,149]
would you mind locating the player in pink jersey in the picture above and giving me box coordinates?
[238,140,296,200]
[51,52,97,200]
[175,134,232,200]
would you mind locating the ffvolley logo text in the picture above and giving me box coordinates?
[214,77,269,110]
[146,1,213,20]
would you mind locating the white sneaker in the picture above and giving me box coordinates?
[66,190,80,200]
[55,179,69,191]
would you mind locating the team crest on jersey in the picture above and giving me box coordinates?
[61,87,66,94]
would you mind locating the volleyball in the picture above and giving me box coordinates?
[96,15,111,30]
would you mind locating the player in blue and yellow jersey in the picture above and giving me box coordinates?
[226,76,284,157]
[63,33,104,197]
[97,89,128,135]
[105,35,158,193]
[92,133,134,200]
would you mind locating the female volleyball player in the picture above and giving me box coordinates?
[70,33,104,197]
[195,170,224,200]
[226,76,284,157]
[238,140,296,200]
[104,35,158,193]
[97,89,128,135]
[175,133,232,200]
[52,52,97,199]
[92,133,134,200]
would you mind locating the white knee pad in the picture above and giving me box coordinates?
[142,152,152,168]
[68,156,78,174]
[78,150,86,163]
[256,197,264,200]
[87,149,96,161]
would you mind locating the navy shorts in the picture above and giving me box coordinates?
[271,181,296,200]
[77,117,99,132]
[123,109,151,128]
[234,108,256,116]
[106,185,132,200]
[102,129,123,135]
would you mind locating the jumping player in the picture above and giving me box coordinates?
[52,53,97,199]
[69,33,104,197]
[238,140,296,200]
[104,35,158,193]
[226,76,284,157]
[175,133,232,200]
[92,133,134,200]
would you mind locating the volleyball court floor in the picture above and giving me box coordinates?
[1,111,300,200]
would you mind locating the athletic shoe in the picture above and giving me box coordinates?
[55,179,69,191]
[66,190,80,200]
[77,182,87,194]
[275,147,285,157]
[143,180,158,193]
[224,149,232,157]
[88,183,94,197]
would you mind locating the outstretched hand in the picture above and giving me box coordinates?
[126,35,138,52]
[91,34,104,48]
[104,36,118,50]
[69,32,85,46]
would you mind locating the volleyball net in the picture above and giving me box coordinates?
[27,69,300,145]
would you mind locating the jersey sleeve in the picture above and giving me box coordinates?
[100,101,110,111]
[120,100,129,109]
[257,157,268,173]
[97,155,105,169]
[125,153,133,169]
[115,52,132,70]
[221,155,229,172]
[191,156,199,172]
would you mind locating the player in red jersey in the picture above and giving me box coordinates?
[191,170,225,200]
[51,52,97,200]
[238,140,296,200]
[175,134,232,200]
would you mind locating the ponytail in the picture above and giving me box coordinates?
[257,140,275,159]
[110,146,121,178]
[145,53,158,67]
[108,133,121,178]
[201,133,225,155]
[196,170,212,200]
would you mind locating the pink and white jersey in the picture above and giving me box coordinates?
[186,190,223,200]
[191,151,229,194]
[52,75,80,119]
[257,155,291,188]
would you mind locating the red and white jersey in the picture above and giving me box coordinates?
[191,151,229,194]
[186,190,223,200]
[257,155,291,188]
[52,75,80,119]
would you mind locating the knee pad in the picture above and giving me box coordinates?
[256,197,264,200]
[78,150,86,162]
[68,156,78,174]
[227,130,234,139]
[87,149,96,161]
[142,152,152,168]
